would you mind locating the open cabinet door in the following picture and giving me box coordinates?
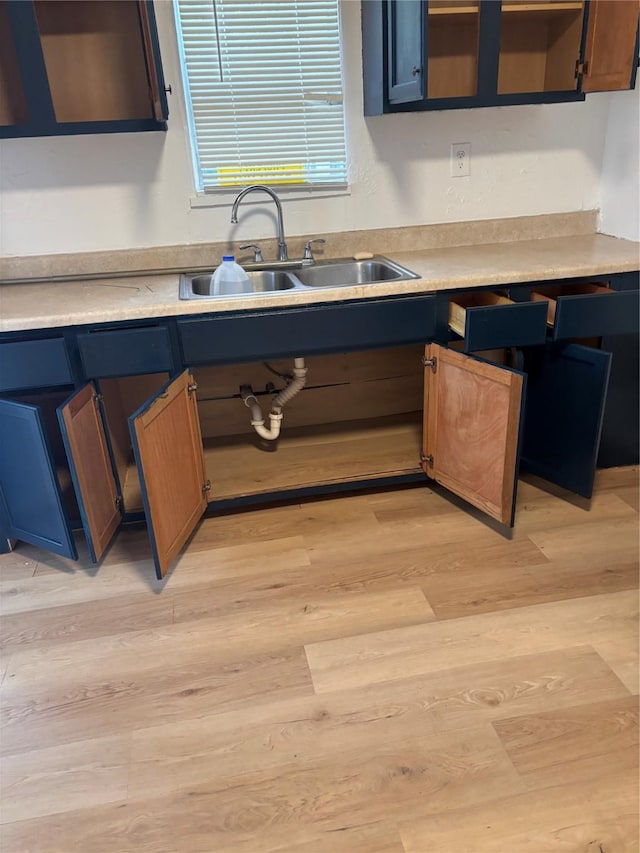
[582,0,640,92]
[129,371,208,579]
[422,344,526,526]
[0,399,77,559]
[137,0,169,120]
[521,343,611,499]
[57,384,121,563]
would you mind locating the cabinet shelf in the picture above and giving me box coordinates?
[502,2,583,12]
[428,6,479,16]
[123,414,424,510]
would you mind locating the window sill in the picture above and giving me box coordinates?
[190,185,351,209]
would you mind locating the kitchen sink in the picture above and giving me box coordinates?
[180,269,298,299]
[293,258,419,288]
[179,256,419,299]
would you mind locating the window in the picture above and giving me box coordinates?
[174,0,347,192]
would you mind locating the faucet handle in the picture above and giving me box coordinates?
[239,243,263,263]
[303,238,326,261]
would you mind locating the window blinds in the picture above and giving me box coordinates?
[174,0,347,191]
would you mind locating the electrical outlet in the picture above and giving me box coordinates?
[451,142,470,177]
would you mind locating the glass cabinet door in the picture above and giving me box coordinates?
[427,0,481,99]
[497,0,586,95]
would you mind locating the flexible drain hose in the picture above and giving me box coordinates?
[243,358,307,441]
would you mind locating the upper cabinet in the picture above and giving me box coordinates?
[0,0,168,138]
[363,0,640,114]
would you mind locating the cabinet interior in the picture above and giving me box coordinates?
[0,0,28,126]
[448,291,513,337]
[427,2,479,99]
[103,348,426,511]
[33,0,154,123]
[498,1,585,94]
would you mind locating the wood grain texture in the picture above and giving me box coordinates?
[0,0,28,125]
[423,344,523,523]
[34,0,152,122]
[131,371,208,577]
[582,0,640,92]
[59,383,120,562]
[0,466,637,852]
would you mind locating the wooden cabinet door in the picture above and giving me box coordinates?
[582,0,640,91]
[521,343,612,499]
[387,0,426,104]
[422,344,526,526]
[137,0,169,121]
[0,399,77,559]
[57,383,120,563]
[129,371,208,579]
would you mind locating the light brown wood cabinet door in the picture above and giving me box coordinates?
[129,371,208,579]
[58,383,121,562]
[582,0,640,92]
[422,344,525,526]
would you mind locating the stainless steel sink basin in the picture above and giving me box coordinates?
[179,256,419,299]
[293,258,419,288]
[180,269,298,299]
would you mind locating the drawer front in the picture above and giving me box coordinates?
[0,338,72,391]
[78,326,174,378]
[178,296,438,364]
[553,289,640,339]
[462,300,548,352]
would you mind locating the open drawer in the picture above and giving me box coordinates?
[448,291,548,352]
[531,282,640,340]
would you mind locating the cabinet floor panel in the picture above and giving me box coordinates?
[122,413,423,510]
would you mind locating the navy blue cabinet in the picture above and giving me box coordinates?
[363,0,640,115]
[0,0,168,138]
[0,398,78,558]
[0,273,637,571]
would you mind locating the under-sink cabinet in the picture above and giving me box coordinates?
[0,273,637,580]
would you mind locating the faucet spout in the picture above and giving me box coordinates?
[230,185,288,261]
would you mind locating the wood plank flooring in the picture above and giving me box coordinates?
[0,467,638,852]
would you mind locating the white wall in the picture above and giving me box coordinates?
[0,1,620,258]
[598,85,640,242]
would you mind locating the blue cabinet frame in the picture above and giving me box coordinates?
[0,270,637,564]
[363,0,640,115]
[1,0,168,139]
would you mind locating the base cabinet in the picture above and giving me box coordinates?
[0,271,637,579]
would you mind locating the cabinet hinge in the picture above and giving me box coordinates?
[187,380,198,396]
[575,59,588,78]
[422,356,437,373]
[202,480,211,497]
[92,392,104,405]
[115,496,123,511]
[421,453,434,468]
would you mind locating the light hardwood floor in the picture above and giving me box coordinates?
[0,468,638,852]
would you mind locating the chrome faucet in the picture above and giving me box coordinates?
[230,185,288,262]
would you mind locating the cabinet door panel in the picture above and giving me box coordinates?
[387,0,426,103]
[582,0,640,91]
[58,383,120,563]
[521,343,611,499]
[0,338,72,391]
[422,344,525,526]
[0,399,76,558]
[129,371,207,579]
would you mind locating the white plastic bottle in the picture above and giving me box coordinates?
[209,255,251,296]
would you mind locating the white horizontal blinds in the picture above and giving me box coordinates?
[175,0,347,190]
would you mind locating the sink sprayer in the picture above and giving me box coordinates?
[241,358,307,441]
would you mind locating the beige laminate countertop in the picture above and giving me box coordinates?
[1,233,639,333]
